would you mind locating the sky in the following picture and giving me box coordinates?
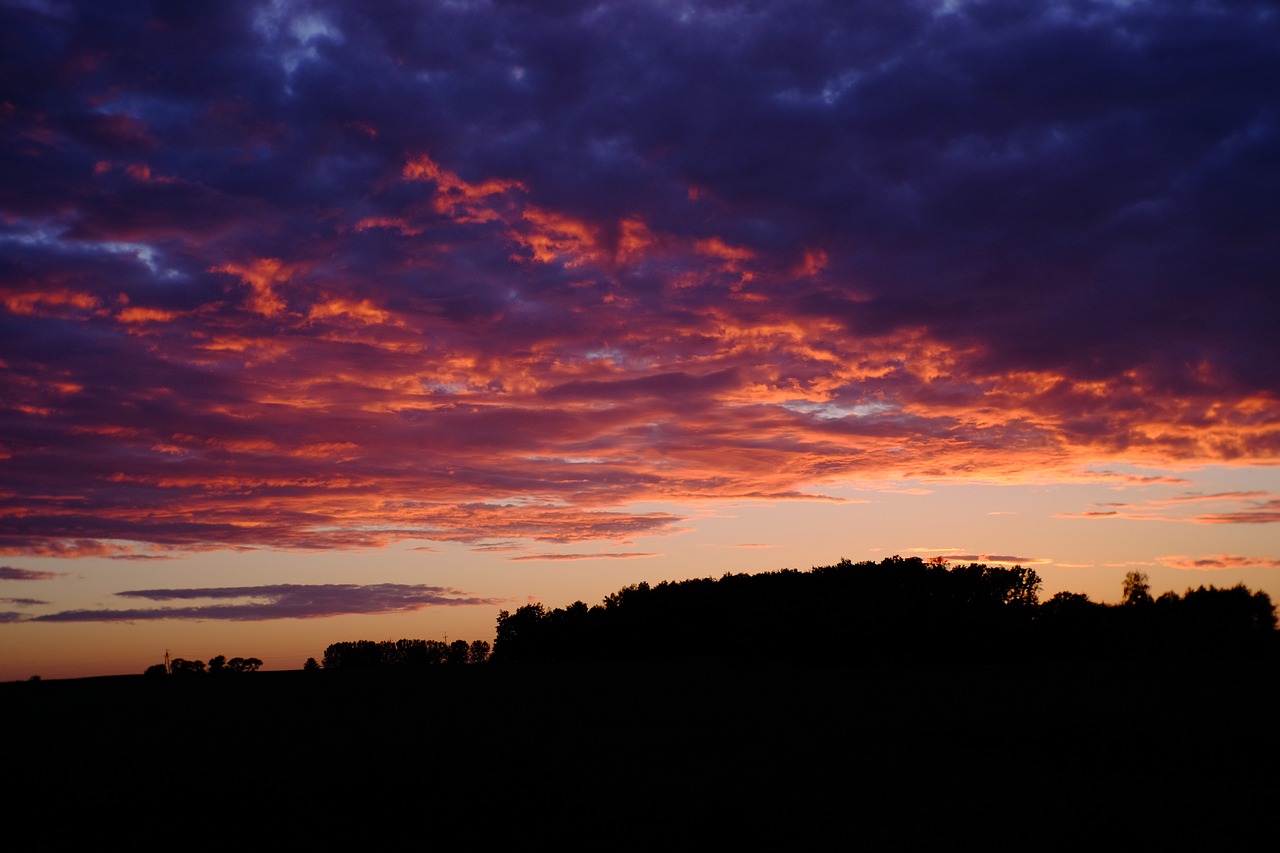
[2,0,1278,680]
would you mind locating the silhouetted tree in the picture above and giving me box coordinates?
[321,639,490,671]
[208,654,227,674]
[1158,583,1278,655]
[447,639,470,665]
[1044,591,1093,610]
[170,658,205,675]
[493,604,550,663]
[144,663,167,677]
[303,657,320,672]
[323,640,382,670]
[467,639,490,664]
[227,656,263,673]
[1122,571,1153,606]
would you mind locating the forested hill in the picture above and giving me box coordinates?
[492,556,1278,665]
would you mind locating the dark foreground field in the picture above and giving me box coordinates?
[8,658,1277,850]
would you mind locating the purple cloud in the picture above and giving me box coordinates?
[0,566,61,581]
[29,583,499,622]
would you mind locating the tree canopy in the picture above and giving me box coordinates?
[321,638,490,671]
[492,556,1275,665]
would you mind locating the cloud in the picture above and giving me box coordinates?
[944,554,1045,565]
[507,552,661,562]
[1056,492,1280,524]
[28,583,499,622]
[1085,470,1194,487]
[0,1,1277,558]
[1156,491,1273,504]
[0,566,61,581]
[1192,498,1280,525]
[1159,555,1280,571]
[1054,510,1121,519]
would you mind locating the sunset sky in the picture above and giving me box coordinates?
[2,0,1278,680]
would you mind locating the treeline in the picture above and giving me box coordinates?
[145,654,263,676]
[1042,573,1278,658]
[321,638,490,671]
[492,556,1277,665]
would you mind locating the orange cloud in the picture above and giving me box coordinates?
[307,297,395,326]
[790,248,828,278]
[213,258,299,317]
[516,208,603,267]
[3,290,99,316]
[403,153,522,223]
[117,306,180,324]
[616,217,655,262]
[695,237,754,262]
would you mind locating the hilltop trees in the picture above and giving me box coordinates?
[490,556,1277,665]
[493,556,1047,665]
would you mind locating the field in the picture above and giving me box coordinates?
[8,658,1277,849]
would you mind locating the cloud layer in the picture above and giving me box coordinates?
[2,1,1278,557]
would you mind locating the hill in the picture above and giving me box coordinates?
[6,656,1277,848]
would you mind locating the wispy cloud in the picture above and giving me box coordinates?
[1057,492,1280,524]
[1192,498,1280,525]
[945,554,1046,565]
[25,583,499,622]
[1159,555,1280,571]
[507,552,661,562]
[0,566,62,581]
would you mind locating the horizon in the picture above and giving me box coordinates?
[3,1,1278,681]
